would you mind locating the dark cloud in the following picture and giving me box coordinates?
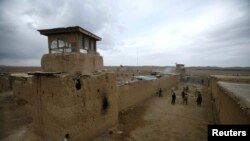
[0,0,250,66]
[176,1,250,66]
[0,0,120,66]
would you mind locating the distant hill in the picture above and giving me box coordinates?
[1,65,250,73]
[186,66,250,71]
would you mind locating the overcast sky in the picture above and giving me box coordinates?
[0,0,250,67]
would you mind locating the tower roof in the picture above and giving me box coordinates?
[38,26,102,41]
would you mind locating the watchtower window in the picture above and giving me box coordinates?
[80,35,88,53]
[84,38,89,50]
[90,40,94,50]
[50,39,74,53]
[71,42,77,52]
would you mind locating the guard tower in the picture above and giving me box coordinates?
[38,26,103,74]
[175,63,185,78]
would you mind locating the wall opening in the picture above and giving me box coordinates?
[102,95,109,113]
[75,79,81,90]
[64,133,69,140]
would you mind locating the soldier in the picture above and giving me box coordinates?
[182,90,185,100]
[158,88,162,97]
[197,93,202,106]
[171,91,176,105]
[183,93,188,105]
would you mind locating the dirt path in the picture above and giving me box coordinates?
[93,83,214,141]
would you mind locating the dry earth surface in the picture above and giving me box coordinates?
[93,83,214,141]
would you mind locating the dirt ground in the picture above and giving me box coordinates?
[0,91,41,141]
[93,83,215,141]
[0,83,214,141]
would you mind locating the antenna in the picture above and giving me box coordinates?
[136,46,138,66]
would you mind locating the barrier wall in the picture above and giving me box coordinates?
[14,73,118,141]
[216,82,250,124]
[0,76,11,92]
[210,75,250,124]
[13,73,179,140]
[118,75,179,111]
[184,75,210,86]
[1,75,31,92]
[210,76,250,115]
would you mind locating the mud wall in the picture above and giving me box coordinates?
[13,73,179,140]
[14,73,117,141]
[210,75,250,123]
[0,76,11,92]
[216,85,250,124]
[184,75,209,86]
[41,53,103,74]
[113,66,153,83]
[118,75,178,111]
[211,76,250,110]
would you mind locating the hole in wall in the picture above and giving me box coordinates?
[64,133,69,140]
[97,89,100,93]
[102,95,109,113]
[74,79,81,90]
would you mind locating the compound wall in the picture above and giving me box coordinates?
[118,75,179,111]
[13,73,179,140]
[0,76,11,92]
[210,75,250,124]
[14,73,118,141]
[216,83,250,124]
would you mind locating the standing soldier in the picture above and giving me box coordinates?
[158,88,162,97]
[182,90,185,102]
[197,92,202,106]
[171,91,176,105]
[183,93,188,105]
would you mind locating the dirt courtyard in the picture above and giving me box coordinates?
[0,83,214,141]
[93,83,215,141]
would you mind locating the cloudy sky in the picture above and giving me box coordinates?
[0,0,250,67]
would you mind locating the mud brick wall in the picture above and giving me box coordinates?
[216,83,250,124]
[210,75,250,123]
[210,76,250,112]
[0,76,11,92]
[41,53,103,74]
[14,73,117,141]
[118,75,179,111]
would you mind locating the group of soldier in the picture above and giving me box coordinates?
[158,85,203,106]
